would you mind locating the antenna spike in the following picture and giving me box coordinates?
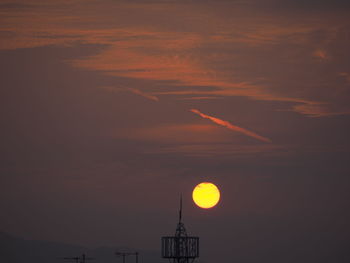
[179,194,182,222]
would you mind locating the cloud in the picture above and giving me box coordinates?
[291,102,350,117]
[153,143,286,157]
[312,49,328,60]
[2,0,350,118]
[99,86,159,101]
[339,72,350,83]
[114,123,230,144]
[128,88,159,101]
[178,96,223,100]
[190,109,271,143]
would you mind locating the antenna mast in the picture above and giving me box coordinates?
[179,195,182,223]
[161,196,199,263]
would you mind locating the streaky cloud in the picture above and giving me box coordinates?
[128,88,159,101]
[190,109,271,143]
[99,86,159,101]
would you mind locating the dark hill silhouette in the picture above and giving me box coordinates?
[0,232,162,263]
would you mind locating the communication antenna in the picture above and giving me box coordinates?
[115,251,139,263]
[161,196,199,263]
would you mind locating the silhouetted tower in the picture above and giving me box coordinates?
[161,196,199,263]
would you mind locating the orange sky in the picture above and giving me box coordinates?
[1,1,350,262]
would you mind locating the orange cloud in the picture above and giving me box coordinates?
[190,109,271,143]
[339,72,350,83]
[99,86,159,101]
[155,144,286,157]
[179,96,223,100]
[2,0,348,117]
[129,88,159,101]
[312,49,328,60]
[291,102,350,117]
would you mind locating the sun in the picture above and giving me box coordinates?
[192,182,220,209]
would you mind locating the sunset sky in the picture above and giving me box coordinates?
[1,0,350,262]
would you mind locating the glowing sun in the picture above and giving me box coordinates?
[192,182,220,209]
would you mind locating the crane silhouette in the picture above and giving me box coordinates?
[115,251,138,263]
[59,254,95,263]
